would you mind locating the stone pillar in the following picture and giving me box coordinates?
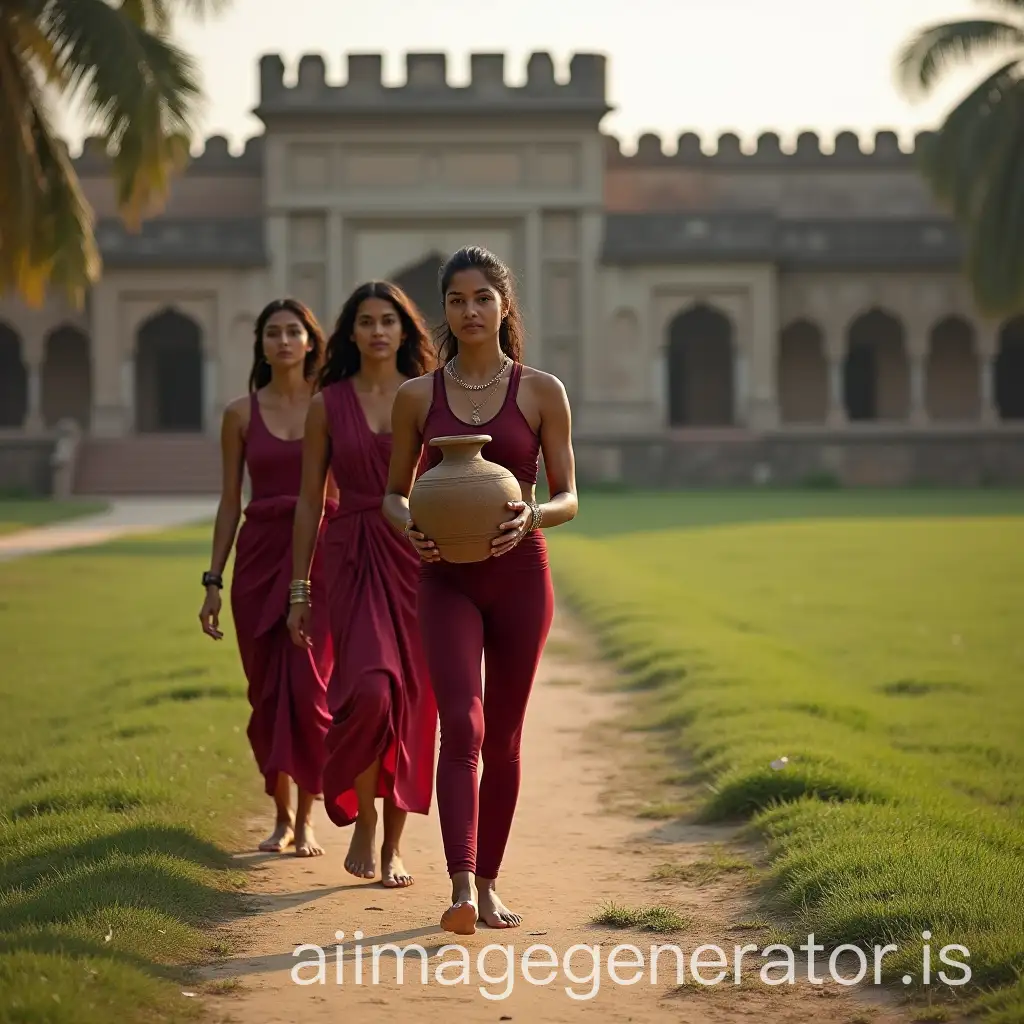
[733,348,748,427]
[120,357,135,433]
[203,354,219,435]
[908,347,928,425]
[978,325,999,424]
[25,355,43,432]
[326,212,345,313]
[825,327,847,427]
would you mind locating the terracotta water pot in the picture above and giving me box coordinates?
[409,433,522,563]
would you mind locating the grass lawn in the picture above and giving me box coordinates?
[0,526,260,1023]
[549,488,1024,1020]
[0,499,109,537]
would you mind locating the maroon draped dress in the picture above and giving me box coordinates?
[319,378,437,827]
[230,392,335,798]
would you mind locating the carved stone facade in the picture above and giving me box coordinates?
[1,51,1022,490]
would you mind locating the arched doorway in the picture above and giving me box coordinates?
[0,322,27,428]
[391,253,445,331]
[995,316,1024,420]
[135,310,203,432]
[926,317,978,421]
[778,319,828,423]
[844,309,908,421]
[42,326,92,429]
[666,304,734,426]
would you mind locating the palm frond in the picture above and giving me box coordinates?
[40,0,203,227]
[0,21,98,307]
[896,18,1024,96]
[962,79,1024,314]
[117,0,171,34]
[917,60,1021,217]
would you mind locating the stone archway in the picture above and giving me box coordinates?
[666,304,734,426]
[135,310,203,432]
[42,325,92,429]
[778,319,828,423]
[0,322,27,428]
[926,317,979,422]
[390,252,445,331]
[996,316,1024,420]
[844,309,908,421]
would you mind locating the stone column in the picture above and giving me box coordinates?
[203,354,219,435]
[326,212,345,313]
[824,326,847,427]
[120,357,135,433]
[978,325,999,425]
[25,354,43,432]
[908,346,928,425]
[733,347,748,427]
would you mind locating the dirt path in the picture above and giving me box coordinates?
[200,605,916,1024]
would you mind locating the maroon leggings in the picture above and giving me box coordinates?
[419,532,554,879]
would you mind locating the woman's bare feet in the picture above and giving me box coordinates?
[381,846,413,888]
[258,816,294,852]
[344,813,377,879]
[477,878,521,929]
[440,873,478,935]
[294,820,324,857]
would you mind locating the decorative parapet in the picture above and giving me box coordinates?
[255,51,610,119]
[603,129,934,167]
[602,212,963,268]
[94,218,266,267]
[73,135,264,175]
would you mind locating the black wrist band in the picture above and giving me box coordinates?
[202,571,223,589]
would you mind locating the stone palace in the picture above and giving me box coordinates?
[1,51,1022,493]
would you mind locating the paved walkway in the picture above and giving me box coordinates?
[0,497,219,563]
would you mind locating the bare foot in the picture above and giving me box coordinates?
[478,883,521,929]
[294,820,324,858]
[344,815,377,879]
[258,818,294,852]
[381,846,413,888]
[440,877,478,935]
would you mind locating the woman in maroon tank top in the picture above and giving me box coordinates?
[384,246,579,933]
[288,281,437,888]
[198,299,336,857]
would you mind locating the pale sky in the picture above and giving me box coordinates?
[62,0,998,154]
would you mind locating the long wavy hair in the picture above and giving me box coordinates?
[435,245,525,366]
[318,281,435,388]
[248,298,326,392]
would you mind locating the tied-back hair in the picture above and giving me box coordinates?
[435,245,525,365]
[318,281,435,389]
[248,298,326,392]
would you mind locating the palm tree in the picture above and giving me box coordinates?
[897,2,1024,317]
[0,0,228,309]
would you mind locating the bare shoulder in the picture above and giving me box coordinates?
[521,365,568,402]
[223,394,251,429]
[396,373,434,408]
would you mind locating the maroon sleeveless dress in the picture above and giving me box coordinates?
[417,362,554,881]
[319,378,437,828]
[229,392,335,799]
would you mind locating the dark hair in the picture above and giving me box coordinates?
[436,246,525,365]
[318,281,435,389]
[248,298,326,392]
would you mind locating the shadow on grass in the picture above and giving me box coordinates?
[2,823,235,892]
[51,538,212,559]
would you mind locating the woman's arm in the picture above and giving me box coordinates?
[207,401,246,576]
[291,394,331,583]
[199,401,246,638]
[534,373,578,528]
[382,380,438,561]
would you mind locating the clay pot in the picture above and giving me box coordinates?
[409,434,522,563]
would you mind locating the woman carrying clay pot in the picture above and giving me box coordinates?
[287,281,437,888]
[383,245,579,933]
[199,298,335,858]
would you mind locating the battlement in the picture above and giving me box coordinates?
[73,134,264,174]
[604,129,934,166]
[255,51,610,118]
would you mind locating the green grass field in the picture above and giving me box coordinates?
[0,526,258,1023]
[0,499,108,537]
[548,489,1024,1019]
